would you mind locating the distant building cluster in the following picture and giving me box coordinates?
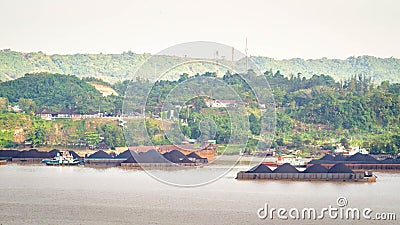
[205,99,238,108]
[37,108,103,120]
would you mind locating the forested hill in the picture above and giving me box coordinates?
[0,49,399,83]
[0,73,121,114]
[0,72,398,153]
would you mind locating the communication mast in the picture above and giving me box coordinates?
[154,63,157,81]
[245,38,248,72]
[231,47,235,72]
[215,50,219,76]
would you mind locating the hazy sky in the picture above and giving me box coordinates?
[0,0,399,59]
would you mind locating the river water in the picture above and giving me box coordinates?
[0,160,399,225]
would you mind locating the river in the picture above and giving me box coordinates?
[0,160,399,224]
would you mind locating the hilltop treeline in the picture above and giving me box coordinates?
[0,73,122,114]
[1,50,400,83]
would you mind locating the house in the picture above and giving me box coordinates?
[205,99,238,108]
[10,105,23,113]
[36,108,102,119]
[58,108,79,118]
[81,109,101,118]
[37,108,53,120]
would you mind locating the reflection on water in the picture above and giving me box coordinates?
[0,163,399,225]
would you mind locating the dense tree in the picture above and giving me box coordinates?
[0,73,122,114]
[26,118,47,147]
[292,134,303,147]
[0,97,8,111]
[340,138,350,148]
[249,113,260,135]
[101,123,125,149]
[18,98,38,115]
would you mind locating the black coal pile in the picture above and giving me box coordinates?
[328,163,353,173]
[381,158,398,164]
[346,153,377,162]
[0,150,20,158]
[334,154,346,161]
[246,164,273,173]
[346,153,366,161]
[122,156,138,163]
[364,154,378,162]
[44,149,60,158]
[122,150,169,163]
[303,164,329,173]
[67,151,80,159]
[320,154,335,161]
[163,150,192,163]
[308,159,322,165]
[1,149,79,159]
[115,150,133,159]
[273,163,299,173]
[139,150,169,163]
[14,149,47,158]
[186,152,208,163]
[87,150,112,159]
[186,152,203,159]
[122,150,171,164]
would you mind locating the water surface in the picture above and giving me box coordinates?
[0,163,399,224]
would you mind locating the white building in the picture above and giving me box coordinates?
[205,99,237,108]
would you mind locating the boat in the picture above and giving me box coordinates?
[0,160,6,165]
[43,151,79,166]
[261,161,277,167]
[46,159,79,166]
[261,155,306,168]
[277,155,306,167]
[335,145,369,156]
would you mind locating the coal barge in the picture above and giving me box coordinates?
[0,148,208,167]
[308,153,400,170]
[236,163,376,182]
[0,149,82,163]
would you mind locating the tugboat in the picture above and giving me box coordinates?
[43,151,79,166]
[277,155,306,167]
[262,155,306,168]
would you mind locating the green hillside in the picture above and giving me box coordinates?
[0,49,399,83]
[0,72,399,155]
[0,73,121,114]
